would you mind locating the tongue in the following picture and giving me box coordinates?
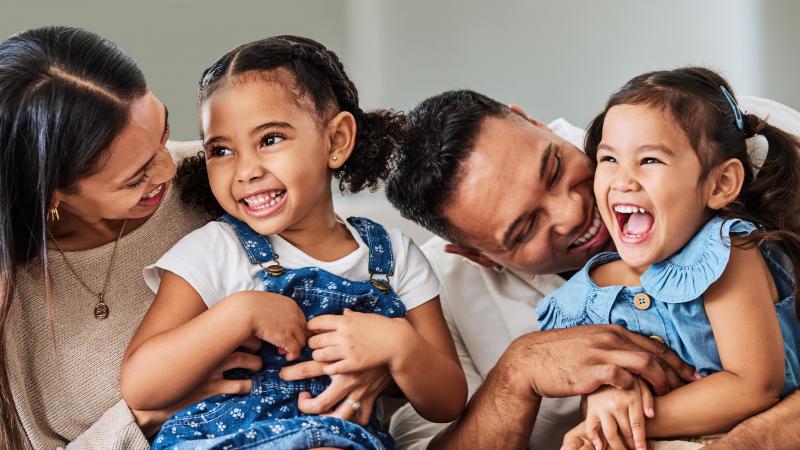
[624,212,654,235]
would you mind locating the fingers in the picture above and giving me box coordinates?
[627,403,647,450]
[308,332,338,350]
[215,379,252,396]
[239,335,262,353]
[621,331,696,383]
[297,377,350,415]
[312,346,345,363]
[603,349,670,395]
[307,314,342,333]
[280,360,327,381]
[591,364,636,392]
[639,379,655,419]
[215,351,262,375]
[584,416,605,450]
[598,413,625,450]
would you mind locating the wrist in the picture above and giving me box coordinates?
[131,408,166,438]
[498,336,545,400]
[219,291,261,341]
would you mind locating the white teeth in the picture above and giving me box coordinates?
[571,207,603,247]
[142,184,163,199]
[243,190,284,209]
[613,205,648,214]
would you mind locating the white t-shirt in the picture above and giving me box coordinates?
[144,218,440,311]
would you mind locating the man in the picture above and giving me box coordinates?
[386,90,800,449]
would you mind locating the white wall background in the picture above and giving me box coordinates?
[3,0,799,243]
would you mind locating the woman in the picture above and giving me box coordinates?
[0,26,265,449]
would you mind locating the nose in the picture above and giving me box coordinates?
[235,148,267,183]
[547,187,586,238]
[150,146,177,184]
[610,164,641,192]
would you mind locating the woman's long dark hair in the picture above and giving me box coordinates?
[176,35,406,217]
[0,26,147,447]
[585,67,800,315]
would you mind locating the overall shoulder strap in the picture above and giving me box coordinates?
[218,214,276,264]
[346,217,395,275]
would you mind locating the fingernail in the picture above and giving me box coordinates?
[646,407,655,417]
[593,440,602,450]
[694,371,703,380]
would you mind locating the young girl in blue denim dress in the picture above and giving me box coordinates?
[120,36,467,450]
[537,67,800,450]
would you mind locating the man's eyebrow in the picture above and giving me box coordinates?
[538,143,553,180]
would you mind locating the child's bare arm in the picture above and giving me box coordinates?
[645,245,785,437]
[121,271,307,410]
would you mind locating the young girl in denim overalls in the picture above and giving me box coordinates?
[537,67,800,450]
[120,36,467,450]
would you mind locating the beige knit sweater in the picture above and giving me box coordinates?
[6,182,209,450]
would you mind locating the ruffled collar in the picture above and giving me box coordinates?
[640,217,756,302]
[582,217,757,303]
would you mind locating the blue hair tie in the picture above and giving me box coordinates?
[720,85,744,130]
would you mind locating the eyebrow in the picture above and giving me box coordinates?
[203,121,294,148]
[120,105,169,185]
[597,143,676,156]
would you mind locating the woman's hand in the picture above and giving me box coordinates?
[583,377,654,450]
[306,309,413,374]
[131,335,263,437]
[243,291,308,361]
[280,359,392,425]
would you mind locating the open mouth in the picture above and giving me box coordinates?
[138,183,166,207]
[239,189,287,217]
[568,206,604,250]
[614,204,655,242]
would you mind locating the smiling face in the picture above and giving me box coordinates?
[55,91,174,221]
[443,114,612,274]
[200,75,335,236]
[594,104,716,270]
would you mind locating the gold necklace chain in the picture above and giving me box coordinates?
[46,218,128,320]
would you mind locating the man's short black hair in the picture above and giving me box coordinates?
[386,90,509,243]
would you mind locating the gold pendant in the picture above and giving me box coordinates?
[94,294,109,320]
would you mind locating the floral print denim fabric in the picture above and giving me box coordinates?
[152,215,406,450]
[538,217,800,396]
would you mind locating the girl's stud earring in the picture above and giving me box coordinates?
[332,156,338,161]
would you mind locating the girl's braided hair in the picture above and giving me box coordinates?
[177,35,406,216]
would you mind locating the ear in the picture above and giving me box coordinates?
[707,158,745,210]
[443,244,501,269]
[325,111,357,169]
[509,103,548,129]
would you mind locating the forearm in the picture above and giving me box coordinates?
[647,371,781,438]
[390,329,467,423]
[428,353,541,450]
[121,294,251,410]
[708,388,800,449]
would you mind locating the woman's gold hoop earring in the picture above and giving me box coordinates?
[47,206,60,222]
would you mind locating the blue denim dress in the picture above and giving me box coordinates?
[537,217,800,396]
[152,215,406,450]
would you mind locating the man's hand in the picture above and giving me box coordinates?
[500,325,697,400]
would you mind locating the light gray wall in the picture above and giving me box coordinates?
[1,0,348,140]
[3,1,798,243]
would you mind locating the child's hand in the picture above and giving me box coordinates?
[584,377,654,450]
[562,421,605,450]
[306,309,413,374]
[240,291,307,360]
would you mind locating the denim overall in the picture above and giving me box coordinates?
[153,215,406,450]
